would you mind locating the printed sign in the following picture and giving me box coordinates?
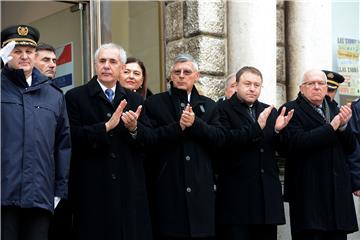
[336,37,360,97]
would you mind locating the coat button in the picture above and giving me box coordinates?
[111,174,117,180]
[186,187,192,193]
[106,112,112,117]
[260,148,264,153]
[185,156,190,161]
[260,169,265,173]
[181,103,186,108]
[110,153,116,158]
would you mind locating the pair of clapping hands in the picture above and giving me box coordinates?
[105,99,142,133]
[257,105,294,133]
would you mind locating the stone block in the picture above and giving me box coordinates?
[165,39,186,78]
[276,83,287,107]
[184,0,225,37]
[165,2,183,42]
[277,46,286,84]
[277,7,285,45]
[276,0,284,9]
[196,74,225,101]
[186,35,225,75]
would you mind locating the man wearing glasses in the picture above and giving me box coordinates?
[281,69,358,240]
[142,54,225,240]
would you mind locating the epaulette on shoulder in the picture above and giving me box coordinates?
[48,80,64,93]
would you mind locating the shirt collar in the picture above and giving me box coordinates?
[26,75,32,86]
[97,79,116,93]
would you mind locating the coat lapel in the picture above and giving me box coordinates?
[297,95,326,124]
[229,94,254,123]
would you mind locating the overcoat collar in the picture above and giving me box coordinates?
[229,94,264,123]
[2,64,48,89]
[87,76,127,107]
[296,92,331,124]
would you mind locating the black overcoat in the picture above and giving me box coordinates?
[216,95,285,225]
[65,77,152,240]
[140,85,225,237]
[281,93,358,234]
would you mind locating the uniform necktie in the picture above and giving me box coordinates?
[248,106,256,122]
[105,89,114,102]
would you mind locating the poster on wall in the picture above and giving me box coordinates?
[53,42,73,93]
[336,37,359,101]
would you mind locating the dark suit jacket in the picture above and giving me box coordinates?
[65,77,152,240]
[216,94,285,225]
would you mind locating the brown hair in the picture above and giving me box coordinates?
[126,57,148,99]
[236,66,263,83]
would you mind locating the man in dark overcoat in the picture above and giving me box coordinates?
[141,53,225,240]
[216,66,293,240]
[281,69,358,240]
[65,43,152,240]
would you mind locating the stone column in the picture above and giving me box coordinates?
[285,0,332,100]
[165,0,226,100]
[228,0,277,105]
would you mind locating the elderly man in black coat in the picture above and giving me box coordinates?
[140,53,225,240]
[281,69,358,240]
[216,66,293,240]
[65,43,152,240]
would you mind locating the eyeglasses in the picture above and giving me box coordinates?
[172,69,194,76]
[302,81,327,87]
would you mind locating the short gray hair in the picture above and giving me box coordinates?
[172,53,199,71]
[302,69,327,84]
[225,72,236,88]
[94,43,127,64]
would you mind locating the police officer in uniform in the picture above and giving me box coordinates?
[1,25,71,240]
[322,70,345,103]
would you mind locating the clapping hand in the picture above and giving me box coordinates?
[180,104,195,131]
[121,105,143,132]
[257,105,274,129]
[275,107,294,132]
[105,99,127,132]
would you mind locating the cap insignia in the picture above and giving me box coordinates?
[17,26,28,36]
[327,72,334,79]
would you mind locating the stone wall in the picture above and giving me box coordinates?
[165,0,226,100]
[277,0,287,106]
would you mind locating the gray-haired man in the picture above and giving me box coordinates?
[142,54,225,240]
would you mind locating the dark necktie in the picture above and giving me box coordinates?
[248,106,256,122]
[315,106,325,119]
[105,89,114,102]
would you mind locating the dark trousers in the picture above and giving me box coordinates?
[217,224,277,240]
[1,206,51,240]
[291,230,347,240]
[48,199,74,240]
[157,237,214,240]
